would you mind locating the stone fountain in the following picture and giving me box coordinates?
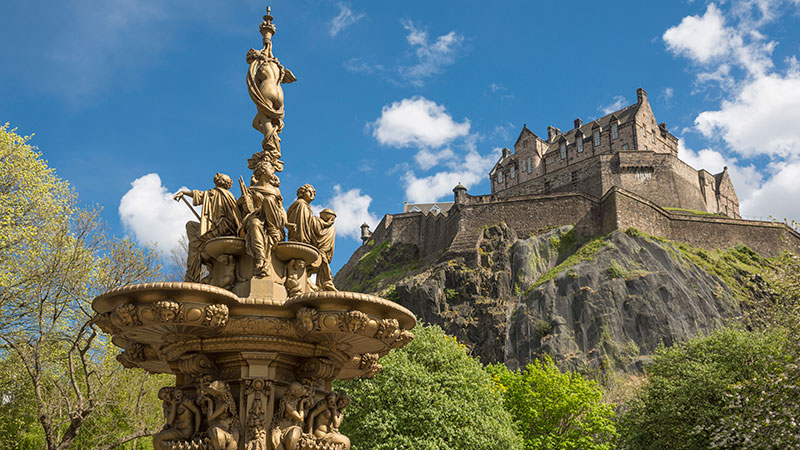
[92,8,415,450]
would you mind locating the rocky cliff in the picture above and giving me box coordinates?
[334,225,768,375]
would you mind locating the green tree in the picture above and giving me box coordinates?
[704,252,800,449]
[0,124,168,449]
[619,327,789,450]
[334,324,523,450]
[487,358,617,450]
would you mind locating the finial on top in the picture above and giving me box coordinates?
[260,5,277,41]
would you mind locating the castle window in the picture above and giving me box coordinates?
[497,171,503,183]
[577,138,584,153]
[521,159,526,172]
[409,206,422,213]
[593,130,601,147]
[651,132,655,144]
[642,125,646,137]
[560,142,567,159]
[429,204,442,214]
[544,181,551,194]
[612,124,618,139]
[527,157,532,173]
[510,166,516,179]
[571,171,578,186]
[622,144,629,150]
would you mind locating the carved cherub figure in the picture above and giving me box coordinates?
[152,388,201,449]
[174,173,241,283]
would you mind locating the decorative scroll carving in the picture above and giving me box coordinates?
[297,358,338,381]
[245,379,273,450]
[176,354,217,376]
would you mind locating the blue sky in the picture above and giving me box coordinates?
[2,0,800,273]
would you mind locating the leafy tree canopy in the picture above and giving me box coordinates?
[487,358,617,450]
[335,324,523,450]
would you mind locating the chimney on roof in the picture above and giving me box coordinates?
[501,147,511,158]
[637,87,648,103]
[574,118,582,129]
[547,126,561,143]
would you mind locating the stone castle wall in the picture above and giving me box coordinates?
[337,188,799,279]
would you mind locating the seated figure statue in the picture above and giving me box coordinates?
[152,388,201,449]
[270,382,311,450]
[286,184,337,291]
[305,393,351,450]
[237,160,289,277]
[174,173,241,283]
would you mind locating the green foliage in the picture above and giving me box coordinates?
[347,241,419,293]
[335,325,522,450]
[0,124,166,449]
[549,228,580,255]
[487,357,617,450]
[445,288,459,301]
[605,260,625,279]
[702,252,800,449]
[619,327,790,450]
[663,207,721,216]
[530,236,610,290]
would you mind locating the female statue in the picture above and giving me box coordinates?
[270,382,311,450]
[152,388,201,449]
[201,381,240,450]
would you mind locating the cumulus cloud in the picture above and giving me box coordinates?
[678,140,762,202]
[329,3,365,37]
[695,68,800,158]
[371,97,470,148]
[401,20,465,86]
[414,148,456,170]
[317,185,378,240]
[664,4,731,64]
[599,95,627,114]
[739,160,800,220]
[404,149,499,203]
[664,1,800,223]
[119,173,197,256]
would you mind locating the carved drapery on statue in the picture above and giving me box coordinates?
[93,8,415,450]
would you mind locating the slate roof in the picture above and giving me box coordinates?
[544,102,639,155]
[403,202,454,215]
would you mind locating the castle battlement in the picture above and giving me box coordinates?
[489,88,739,218]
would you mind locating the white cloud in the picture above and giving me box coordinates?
[663,4,731,64]
[119,173,197,256]
[695,68,800,158]
[318,185,379,240]
[401,20,465,86]
[414,148,456,170]
[599,95,627,114]
[678,140,762,201]
[329,3,365,37]
[739,160,800,221]
[404,149,499,203]
[371,96,470,149]
[662,87,674,101]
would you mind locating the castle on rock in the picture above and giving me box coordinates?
[489,88,739,218]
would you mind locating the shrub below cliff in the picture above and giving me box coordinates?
[335,324,522,450]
